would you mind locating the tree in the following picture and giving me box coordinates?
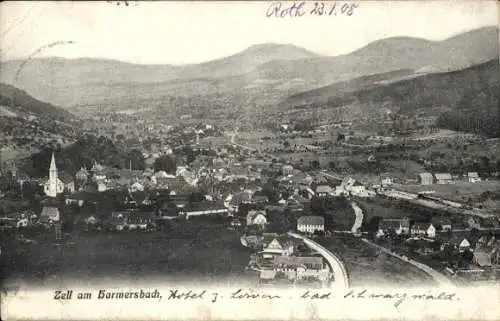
[311,160,320,170]
[328,161,335,169]
[189,191,206,203]
[182,146,197,164]
[337,134,345,142]
[153,155,177,174]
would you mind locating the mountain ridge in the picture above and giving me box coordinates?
[0,26,497,110]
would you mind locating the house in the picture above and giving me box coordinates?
[158,201,182,219]
[381,177,393,187]
[259,269,276,282]
[282,165,294,176]
[129,181,145,193]
[472,249,492,267]
[467,172,481,183]
[109,211,128,231]
[260,236,295,259]
[65,191,97,207]
[315,185,333,197]
[230,217,243,228]
[76,167,89,182]
[59,171,75,193]
[377,217,411,236]
[487,236,497,248]
[448,236,471,252]
[418,172,434,185]
[273,256,329,281]
[297,216,325,234]
[40,207,60,224]
[96,180,108,192]
[475,235,490,249]
[261,238,284,258]
[348,182,368,197]
[466,217,481,230]
[431,217,452,232]
[84,215,98,225]
[246,210,267,226]
[435,173,453,184]
[250,195,269,206]
[227,192,252,212]
[410,222,436,238]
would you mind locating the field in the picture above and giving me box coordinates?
[396,181,500,202]
[317,234,436,287]
[0,220,255,287]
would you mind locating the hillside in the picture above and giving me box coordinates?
[282,59,500,137]
[0,83,75,121]
[0,84,80,157]
[0,26,497,113]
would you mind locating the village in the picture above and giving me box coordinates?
[0,119,499,287]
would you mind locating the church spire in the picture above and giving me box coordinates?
[50,152,57,171]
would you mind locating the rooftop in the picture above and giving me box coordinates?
[297,216,324,226]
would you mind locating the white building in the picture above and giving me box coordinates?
[247,210,267,226]
[43,153,64,198]
[467,172,481,183]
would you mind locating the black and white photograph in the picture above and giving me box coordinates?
[0,1,499,320]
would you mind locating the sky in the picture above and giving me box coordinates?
[0,1,498,65]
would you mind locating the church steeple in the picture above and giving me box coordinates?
[44,152,63,198]
[50,152,57,172]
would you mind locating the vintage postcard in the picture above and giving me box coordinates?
[0,0,499,320]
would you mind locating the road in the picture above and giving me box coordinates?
[288,232,349,289]
[361,238,456,287]
[350,202,364,233]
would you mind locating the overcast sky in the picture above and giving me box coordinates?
[0,1,498,65]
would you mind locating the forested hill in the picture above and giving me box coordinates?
[434,60,499,138]
[0,83,75,122]
[282,59,499,138]
[22,135,140,178]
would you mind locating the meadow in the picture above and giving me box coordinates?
[0,220,255,287]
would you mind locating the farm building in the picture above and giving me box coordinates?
[435,173,453,184]
[316,185,334,197]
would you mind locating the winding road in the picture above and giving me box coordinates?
[350,202,364,233]
[288,232,350,289]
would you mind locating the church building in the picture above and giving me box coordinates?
[44,153,65,197]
